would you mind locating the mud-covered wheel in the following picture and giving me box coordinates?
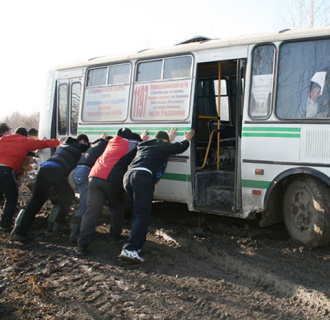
[283,177,330,247]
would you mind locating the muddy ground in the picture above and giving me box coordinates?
[1,179,330,320]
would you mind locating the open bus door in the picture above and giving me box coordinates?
[193,59,246,217]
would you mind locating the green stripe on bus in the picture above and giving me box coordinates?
[242,127,301,132]
[241,179,271,189]
[242,132,300,138]
[78,126,191,136]
[162,172,191,182]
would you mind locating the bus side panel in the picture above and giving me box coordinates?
[154,151,192,205]
[38,70,56,163]
[241,124,301,215]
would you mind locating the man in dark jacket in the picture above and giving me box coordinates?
[12,134,90,241]
[0,123,12,137]
[70,134,112,240]
[0,127,60,232]
[75,128,148,255]
[119,128,194,263]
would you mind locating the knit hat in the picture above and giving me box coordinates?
[155,131,169,141]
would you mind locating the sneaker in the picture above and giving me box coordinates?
[75,245,87,256]
[109,234,126,245]
[118,249,144,263]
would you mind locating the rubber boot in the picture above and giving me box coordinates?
[48,205,60,231]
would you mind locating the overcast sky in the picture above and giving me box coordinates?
[0,0,291,118]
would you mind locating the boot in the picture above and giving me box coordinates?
[48,205,60,231]
[70,216,82,242]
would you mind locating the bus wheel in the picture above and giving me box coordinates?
[283,177,330,247]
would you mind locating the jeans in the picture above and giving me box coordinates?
[0,166,18,228]
[123,170,154,251]
[17,166,75,234]
[72,165,90,217]
[78,177,124,246]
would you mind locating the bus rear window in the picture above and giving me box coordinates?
[276,39,330,119]
[58,84,68,135]
[70,82,81,134]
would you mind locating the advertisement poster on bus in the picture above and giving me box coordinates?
[82,85,130,121]
[132,80,191,121]
[250,74,272,117]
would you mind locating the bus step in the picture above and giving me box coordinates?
[196,185,234,209]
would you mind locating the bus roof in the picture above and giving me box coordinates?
[55,26,330,71]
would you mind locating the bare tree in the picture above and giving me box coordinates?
[1,111,40,132]
[277,0,330,30]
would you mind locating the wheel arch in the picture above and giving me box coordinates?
[259,167,330,228]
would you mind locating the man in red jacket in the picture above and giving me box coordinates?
[0,127,60,232]
[75,128,148,255]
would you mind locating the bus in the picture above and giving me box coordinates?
[39,26,330,247]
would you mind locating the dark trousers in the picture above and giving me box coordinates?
[78,177,124,246]
[123,170,154,251]
[17,166,75,234]
[0,166,18,228]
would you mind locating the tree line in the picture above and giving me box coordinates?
[0,111,40,132]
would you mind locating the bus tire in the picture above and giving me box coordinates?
[283,177,330,247]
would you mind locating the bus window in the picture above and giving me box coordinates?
[108,64,131,84]
[70,82,81,135]
[276,39,330,119]
[249,44,275,119]
[214,79,229,121]
[58,83,68,135]
[132,56,192,121]
[136,60,162,81]
[82,63,131,122]
[164,56,192,79]
[87,67,107,87]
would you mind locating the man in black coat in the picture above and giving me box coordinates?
[12,134,90,241]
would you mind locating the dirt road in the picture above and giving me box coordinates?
[1,192,329,319]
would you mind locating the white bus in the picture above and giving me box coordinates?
[39,26,330,246]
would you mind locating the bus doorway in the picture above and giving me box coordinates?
[53,77,81,141]
[193,59,245,216]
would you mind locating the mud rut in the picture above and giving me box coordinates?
[1,187,330,319]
